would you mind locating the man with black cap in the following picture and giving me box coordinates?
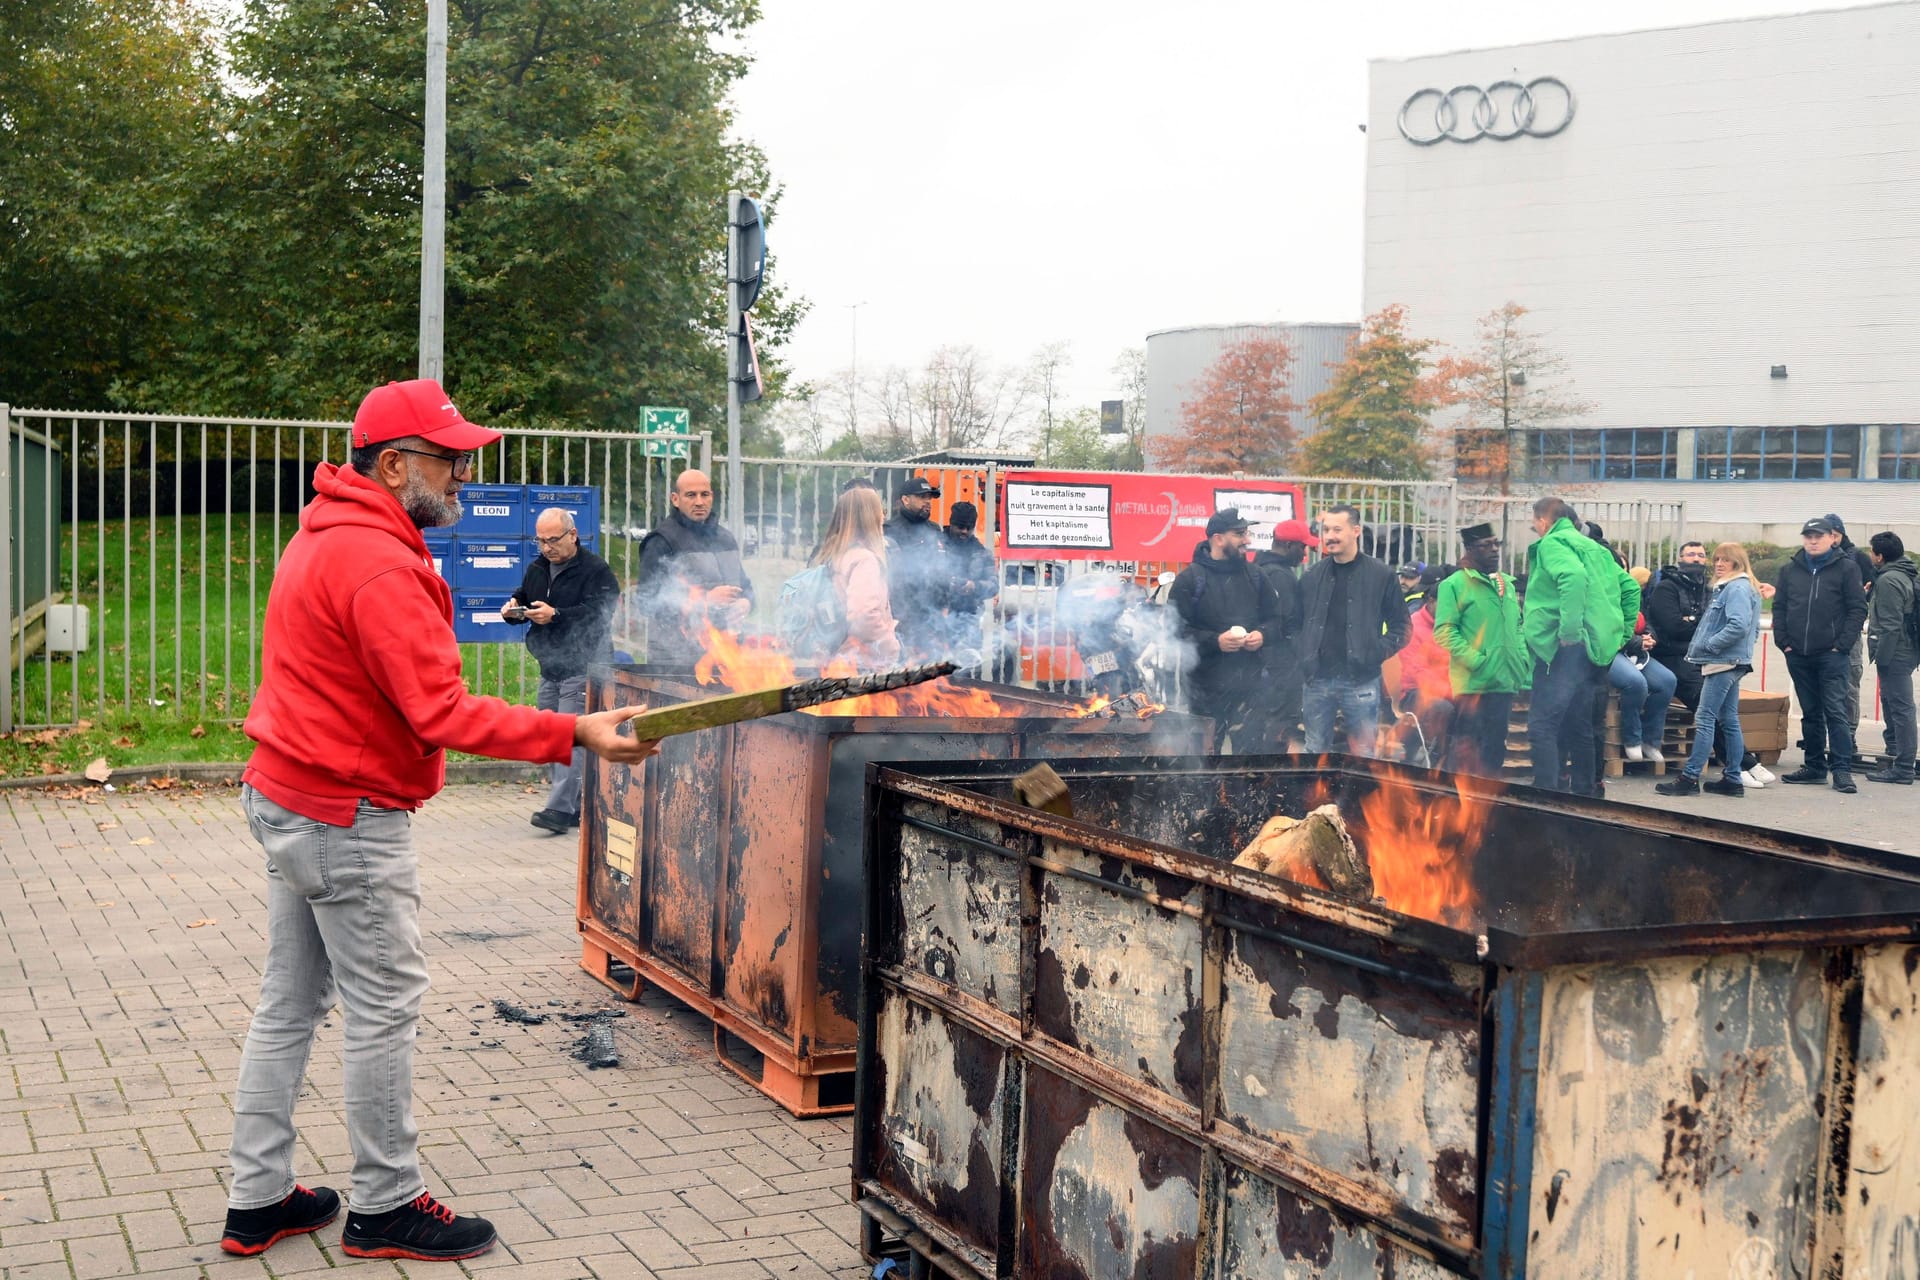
[1296,504,1409,757]
[1240,518,1316,750]
[1774,515,1869,792]
[220,379,658,1263]
[1397,563,1426,613]
[940,500,997,657]
[883,475,948,659]
[1170,508,1279,746]
[1433,523,1528,776]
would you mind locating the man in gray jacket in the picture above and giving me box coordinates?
[1866,531,1917,784]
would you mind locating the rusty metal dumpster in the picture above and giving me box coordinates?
[576,667,1210,1115]
[855,755,1920,1278]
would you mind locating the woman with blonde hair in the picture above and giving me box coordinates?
[1657,542,1762,798]
[811,486,900,670]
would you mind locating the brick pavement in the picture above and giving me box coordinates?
[0,782,871,1280]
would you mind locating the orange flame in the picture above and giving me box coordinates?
[690,624,1015,717]
[1075,695,1112,718]
[1354,767,1491,929]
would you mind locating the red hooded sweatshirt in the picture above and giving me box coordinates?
[242,462,577,823]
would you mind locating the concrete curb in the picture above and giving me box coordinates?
[0,759,544,792]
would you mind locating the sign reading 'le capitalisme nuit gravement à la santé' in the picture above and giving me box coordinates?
[998,472,1305,563]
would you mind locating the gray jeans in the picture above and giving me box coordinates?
[538,674,589,815]
[1846,634,1865,734]
[229,786,429,1214]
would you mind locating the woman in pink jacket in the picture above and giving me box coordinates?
[813,487,901,670]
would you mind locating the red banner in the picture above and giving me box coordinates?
[996,471,1307,563]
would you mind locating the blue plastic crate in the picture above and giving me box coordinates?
[455,483,529,538]
[525,485,601,539]
[452,592,521,645]
[450,538,531,591]
[422,528,452,580]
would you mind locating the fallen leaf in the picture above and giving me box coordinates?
[149,776,178,790]
[98,901,116,908]
[187,919,216,929]
[96,821,119,831]
[112,736,135,747]
[83,757,112,783]
[190,725,206,739]
[131,837,154,846]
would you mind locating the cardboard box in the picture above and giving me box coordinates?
[1739,689,1791,754]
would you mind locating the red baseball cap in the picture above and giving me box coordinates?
[351,379,503,451]
[1270,518,1319,548]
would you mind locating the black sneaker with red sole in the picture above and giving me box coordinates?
[341,1190,497,1261]
[220,1184,340,1255]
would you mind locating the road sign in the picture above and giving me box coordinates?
[641,406,691,458]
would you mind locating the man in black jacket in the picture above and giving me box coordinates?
[883,476,948,660]
[1646,541,1710,710]
[1296,505,1409,757]
[940,501,997,661]
[636,469,753,667]
[1170,509,1279,747]
[1828,513,1879,756]
[1775,515,1870,793]
[1239,518,1316,751]
[508,508,622,832]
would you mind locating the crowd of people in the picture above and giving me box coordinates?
[1172,496,1919,798]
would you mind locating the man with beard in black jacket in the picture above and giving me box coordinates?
[883,476,948,660]
[1238,518,1316,751]
[1296,505,1409,758]
[1647,540,1711,711]
[1170,509,1279,748]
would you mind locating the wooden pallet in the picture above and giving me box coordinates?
[1502,692,1693,778]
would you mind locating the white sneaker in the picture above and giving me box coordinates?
[1623,744,1644,762]
[1738,770,1767,789]
[1644,746,1665,764]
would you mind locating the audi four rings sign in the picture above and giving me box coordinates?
[1397,77,1573,144]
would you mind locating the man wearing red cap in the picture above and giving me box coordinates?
[219,379,658,1264]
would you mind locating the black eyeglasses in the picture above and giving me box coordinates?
[387,445,475,476]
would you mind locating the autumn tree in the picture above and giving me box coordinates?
[1299,305,1456,480]
[1151,334,1298,473]
[1108,345,1148,470]
[1447,302,1593,493]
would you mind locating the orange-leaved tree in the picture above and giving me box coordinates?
[1150,333,1297,473]
[1447,302,1592,493]
[1299,305,1460,479]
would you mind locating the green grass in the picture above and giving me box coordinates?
[5,513,547,778]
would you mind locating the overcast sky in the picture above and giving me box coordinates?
[729,0,1815,408]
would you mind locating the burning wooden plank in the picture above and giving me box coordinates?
[622,661,958,740]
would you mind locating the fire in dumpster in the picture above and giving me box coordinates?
[691,624,1148,718]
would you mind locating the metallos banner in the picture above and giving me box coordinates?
[996,471,1306,562]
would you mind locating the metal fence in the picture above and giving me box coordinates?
[1456,494,1690,576]
[4,406,1695,733]
[1,406,707,733]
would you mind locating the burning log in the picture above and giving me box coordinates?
[1233,805,1374,900]
[622,661,958,740]
[1075,690,1166,720]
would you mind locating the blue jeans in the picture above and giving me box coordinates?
[230,786,430,1215]
[1683,669,1745,780]
[1530,647,1603,792]
[1303,676,1383,757]
[1785,649,1857,773]
[537,673,590,815]
[1608,653,1678,748]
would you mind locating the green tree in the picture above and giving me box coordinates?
[0,0,222,409]
[1040,407,1129,469]
[129,0,800,444]
[1299,305,1453,480]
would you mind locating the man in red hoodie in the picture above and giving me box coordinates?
[220,380,657,1264]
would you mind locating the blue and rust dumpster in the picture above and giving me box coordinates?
[855,755,1920,1278]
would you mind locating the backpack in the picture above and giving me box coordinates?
[778,563,849,661]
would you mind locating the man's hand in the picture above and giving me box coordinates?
[1759,582,1777,600]
[706,585,744,606]
[1243,630,1265,652]
[575,705,662,764]
[1639,633,1654,652]
[526,600,557,625]
[1217,631,1247,652]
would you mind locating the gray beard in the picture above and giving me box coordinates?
[401,468,462,529]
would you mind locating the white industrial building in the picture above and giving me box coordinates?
[1364,1,1920,542]
[1143,321,1359,455]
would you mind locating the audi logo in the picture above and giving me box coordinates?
[1397,77,1574,145]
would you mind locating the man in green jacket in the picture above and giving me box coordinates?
[1434,523,1528,777]
[1522,498,1627,794]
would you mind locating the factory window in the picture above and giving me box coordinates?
[1526,429,1675,481]
[1693,426,1862,480]
[1881,426,1920,481]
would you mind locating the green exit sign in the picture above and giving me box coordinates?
[641,406,691,457]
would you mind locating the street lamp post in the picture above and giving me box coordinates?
[418,0,447,382]
[846,300,866,439]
